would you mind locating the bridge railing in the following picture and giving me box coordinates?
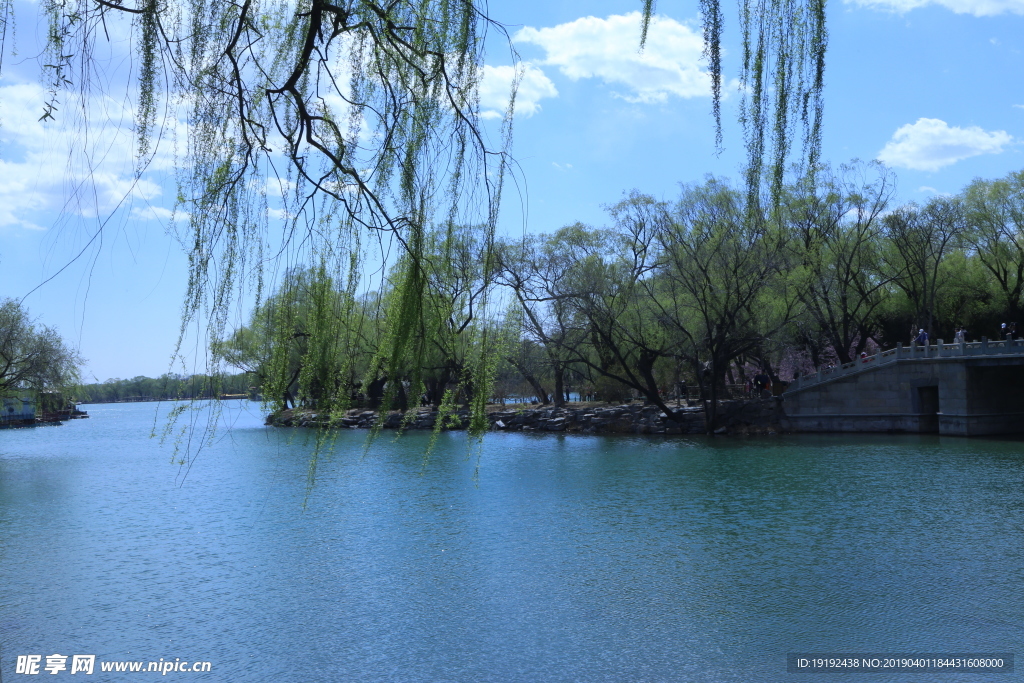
[788,336,1024,392]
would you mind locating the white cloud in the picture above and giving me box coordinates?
[514,12,710,104]
[478,63,558,119]
[0,81,179,231]
[130,206,176,222]
[877,118,1013,171]
[264,178,297,199]
[1014,104,1024,110]
[845,0,1024,15]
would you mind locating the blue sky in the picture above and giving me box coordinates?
[1,0,1022,381]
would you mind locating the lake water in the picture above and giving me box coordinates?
[1,401,1022,681]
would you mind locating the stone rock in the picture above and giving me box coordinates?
[266,399,786,436]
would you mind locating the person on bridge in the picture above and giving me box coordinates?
[915,329,928,345]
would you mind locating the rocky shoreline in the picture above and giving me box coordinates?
[265,399,783,435]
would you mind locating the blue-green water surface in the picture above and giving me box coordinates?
[1,401,1022,681]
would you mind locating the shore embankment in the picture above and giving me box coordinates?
[266,399,783,435]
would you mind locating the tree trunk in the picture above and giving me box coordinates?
[395,380,409,411]
[832,335,854,365]
[734,360,748,385]
[552,362,565,407]
[426,371,452,408]
[367,377,386,409]
[761,356,780,387]
[630,351,694,423]
[705,374,719,435]
[505,356,550,405]
[693,359,719,434]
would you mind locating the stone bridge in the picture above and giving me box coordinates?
[782,338,1024,436]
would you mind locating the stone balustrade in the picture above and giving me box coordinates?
[788,336,1024,393]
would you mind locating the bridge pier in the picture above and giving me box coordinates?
[938,361,1024,436]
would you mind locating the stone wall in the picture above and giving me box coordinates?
[266,399,784,436]
[782,359,953,433]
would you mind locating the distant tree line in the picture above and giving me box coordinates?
[0,298,260,405]
[79,373,257,403]
[215,162,1024,433]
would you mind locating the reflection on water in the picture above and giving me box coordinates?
[1,402,1022,681]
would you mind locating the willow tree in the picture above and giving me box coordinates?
[387,223,497,410]
[4,0,827,434]
[6,0,517,429]
[655,179,793,432]
[0,298,83,397]
[674,0,827,207]
[883,198,965,338]
[785,161,896,365]
[495,225,602,408]
[215,265,376,410]
[964,170,1024,326]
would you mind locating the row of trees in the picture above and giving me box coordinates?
[0,298,260,405]
[78,373,257,403]
[217,162,1024,433]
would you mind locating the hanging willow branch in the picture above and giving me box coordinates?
[8,1,827,467]
[642,0,827,208]
[12,0,517,438]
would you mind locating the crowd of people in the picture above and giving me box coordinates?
[911,323,1019,346]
